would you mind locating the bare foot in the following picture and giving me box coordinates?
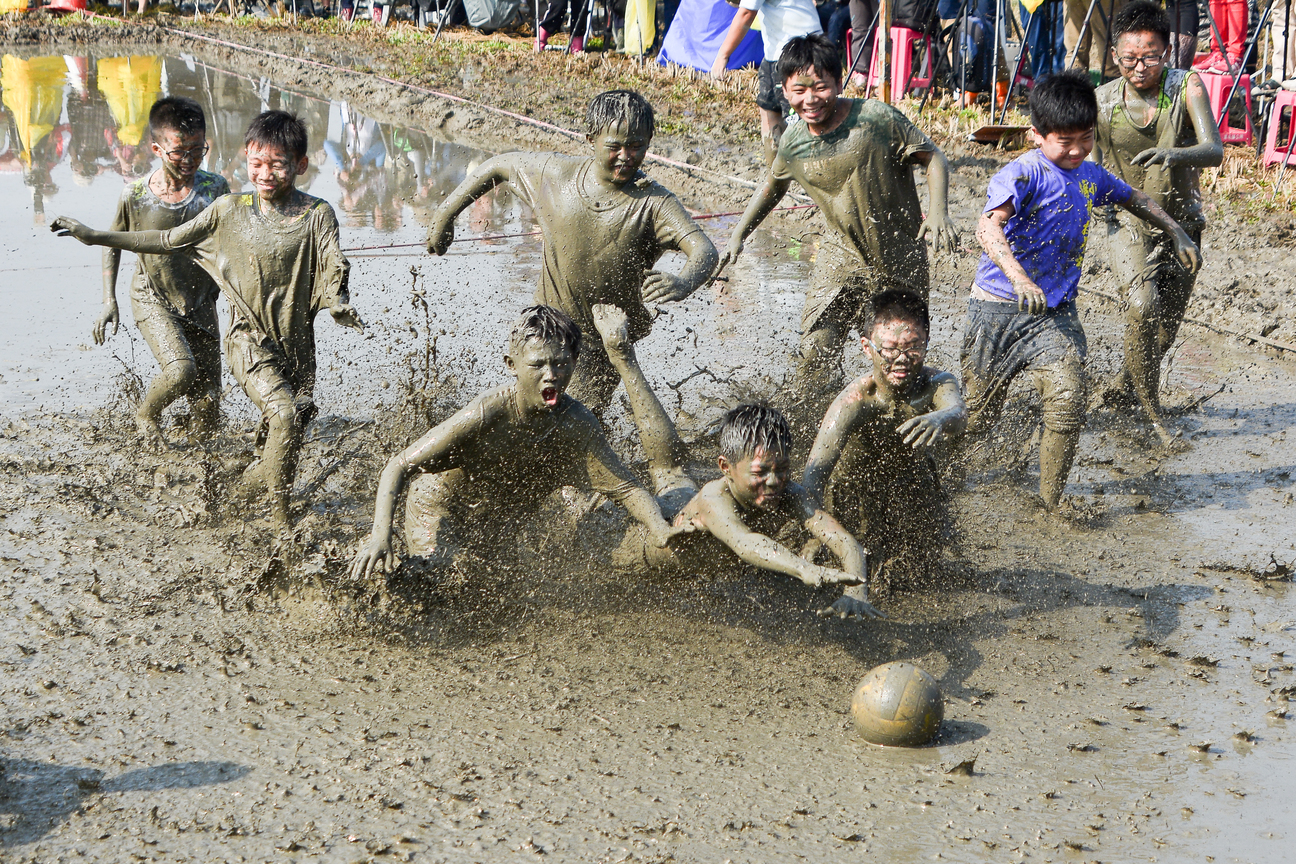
[591,303,632,358]
[134,412,169,452]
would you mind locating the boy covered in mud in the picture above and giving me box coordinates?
[52,111,363,532]
[350,305,681,579]
[803,289,966,579]
[94,97,229,449]
[592,304,882,619]
[716,33,957,408]
[1094,1,1223,439]
[967,71,1200,512]
[425,90,718,413]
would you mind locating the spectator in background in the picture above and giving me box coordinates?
[537,0,591,52]
[846,0,879,87]
[1272,0,1296,82]
[711,0,824,167]
[1164,0,1199,69]
[1067,0,1127,78]
[1020,0,1067,80]
[1194,0,1247,72]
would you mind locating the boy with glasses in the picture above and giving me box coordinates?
[1095,0,1223,439]
[93,97,228,449]
[802,290,966,596]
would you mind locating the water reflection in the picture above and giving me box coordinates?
[0,49,499,230]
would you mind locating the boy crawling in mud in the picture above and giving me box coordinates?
[1094,0,1223,440]
[350,305,681,579]
[803,289,966,581]
[716,34,957,412]
[93,97,229,450]
[967,71,1199,513]
[52,111,363,532]
[592,304,882,619]
[425,90,718,413]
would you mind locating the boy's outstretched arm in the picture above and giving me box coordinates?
[802,381,869,505]
[976,203,1046,314]
[426,155,517,255]
[910,149,959,255]
[714,174,793,279]
[642,229,720,303]
[794,489,884,621]
[1131,74,1224,170]
[349,402,487,580]
[698,488,859,588]
[896,373,968,448]
[1118,189,1201,273]
[51,217,170,255]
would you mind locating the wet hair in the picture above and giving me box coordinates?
[508,305,582,360]
[718,404,792,462]
[149,97,206,141]
[1029,69,1098,136]
[244,110,308,161]
[863,289,930,340]
[776,34,843,85]
[586,90,654,138]
[1111,0,1171,50]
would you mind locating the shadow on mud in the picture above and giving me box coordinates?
[0,759,250,847]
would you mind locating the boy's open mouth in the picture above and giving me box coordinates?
[541,386,559,406]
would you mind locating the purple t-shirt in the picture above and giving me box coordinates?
[974,149,1133,308]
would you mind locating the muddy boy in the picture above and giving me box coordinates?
[425,90,718,413]
[589,304,880,619]
[94,96,229,449]
[53,111,362,531]
[803,289,966,585]
[718,33,957,411]
[350,305,682,580]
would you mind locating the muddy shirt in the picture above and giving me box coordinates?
[157,192,350,391]
[426,387,643,509]
[1096,69,1205,234]
[494,153,703,342]
[772,98,936,295]
[109,171,229,324]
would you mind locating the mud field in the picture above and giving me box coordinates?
[2,23,1296,864]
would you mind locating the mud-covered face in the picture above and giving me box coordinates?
[151,128,208,184]
[506,339,575,415]
[782,66,842,129]
[1032,127,1094,171]
[720,447,790,512]
[246,142,308,203]
[588,121,650,186]
[863,318,928,393]
[1113,31,1169,91]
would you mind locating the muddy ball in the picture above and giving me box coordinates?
[850,662,943,747]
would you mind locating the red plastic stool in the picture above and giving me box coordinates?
[47,0,86,11]
[1200,69,1254,145]
[864,27,936,96]
[1262,89,1296,167]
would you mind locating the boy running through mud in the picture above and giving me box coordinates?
[94,97,229,449]
[594,302,881,619]
[716,34,957,411]
[425,90,718,413]
[803,289,966,582]
[1094,0,1223,439]
[967,71,1200,513]
[52,111,363,532]
[350,306,682,580]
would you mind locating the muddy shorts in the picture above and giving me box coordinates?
[802,242,930,337]
[130,291,221,405]
[960,299,1088,434]
[757,60,792,116]
[567,341,622,415]
[608,478,700,574]
[1107,221,1202,327]
[225,329,317,434]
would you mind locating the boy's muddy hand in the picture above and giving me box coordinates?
[650,521,695,549]
[642,270,690,303]
[799,563,861,588]
[1013,280,1047,315]
[898,413,951,448]
[711,240,743,282]
[426,221,454,256]
[918,211,959,255]
[329,303,366,332]
[350,536,396,581]
[1172,231,1201,274]
[817,594,886,620]
[49,216,96,244]
[1131,147,1176,168]
[93,302,120,345]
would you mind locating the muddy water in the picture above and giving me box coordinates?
[2,43,1294,864]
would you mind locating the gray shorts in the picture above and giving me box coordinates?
[756,60,792,115]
